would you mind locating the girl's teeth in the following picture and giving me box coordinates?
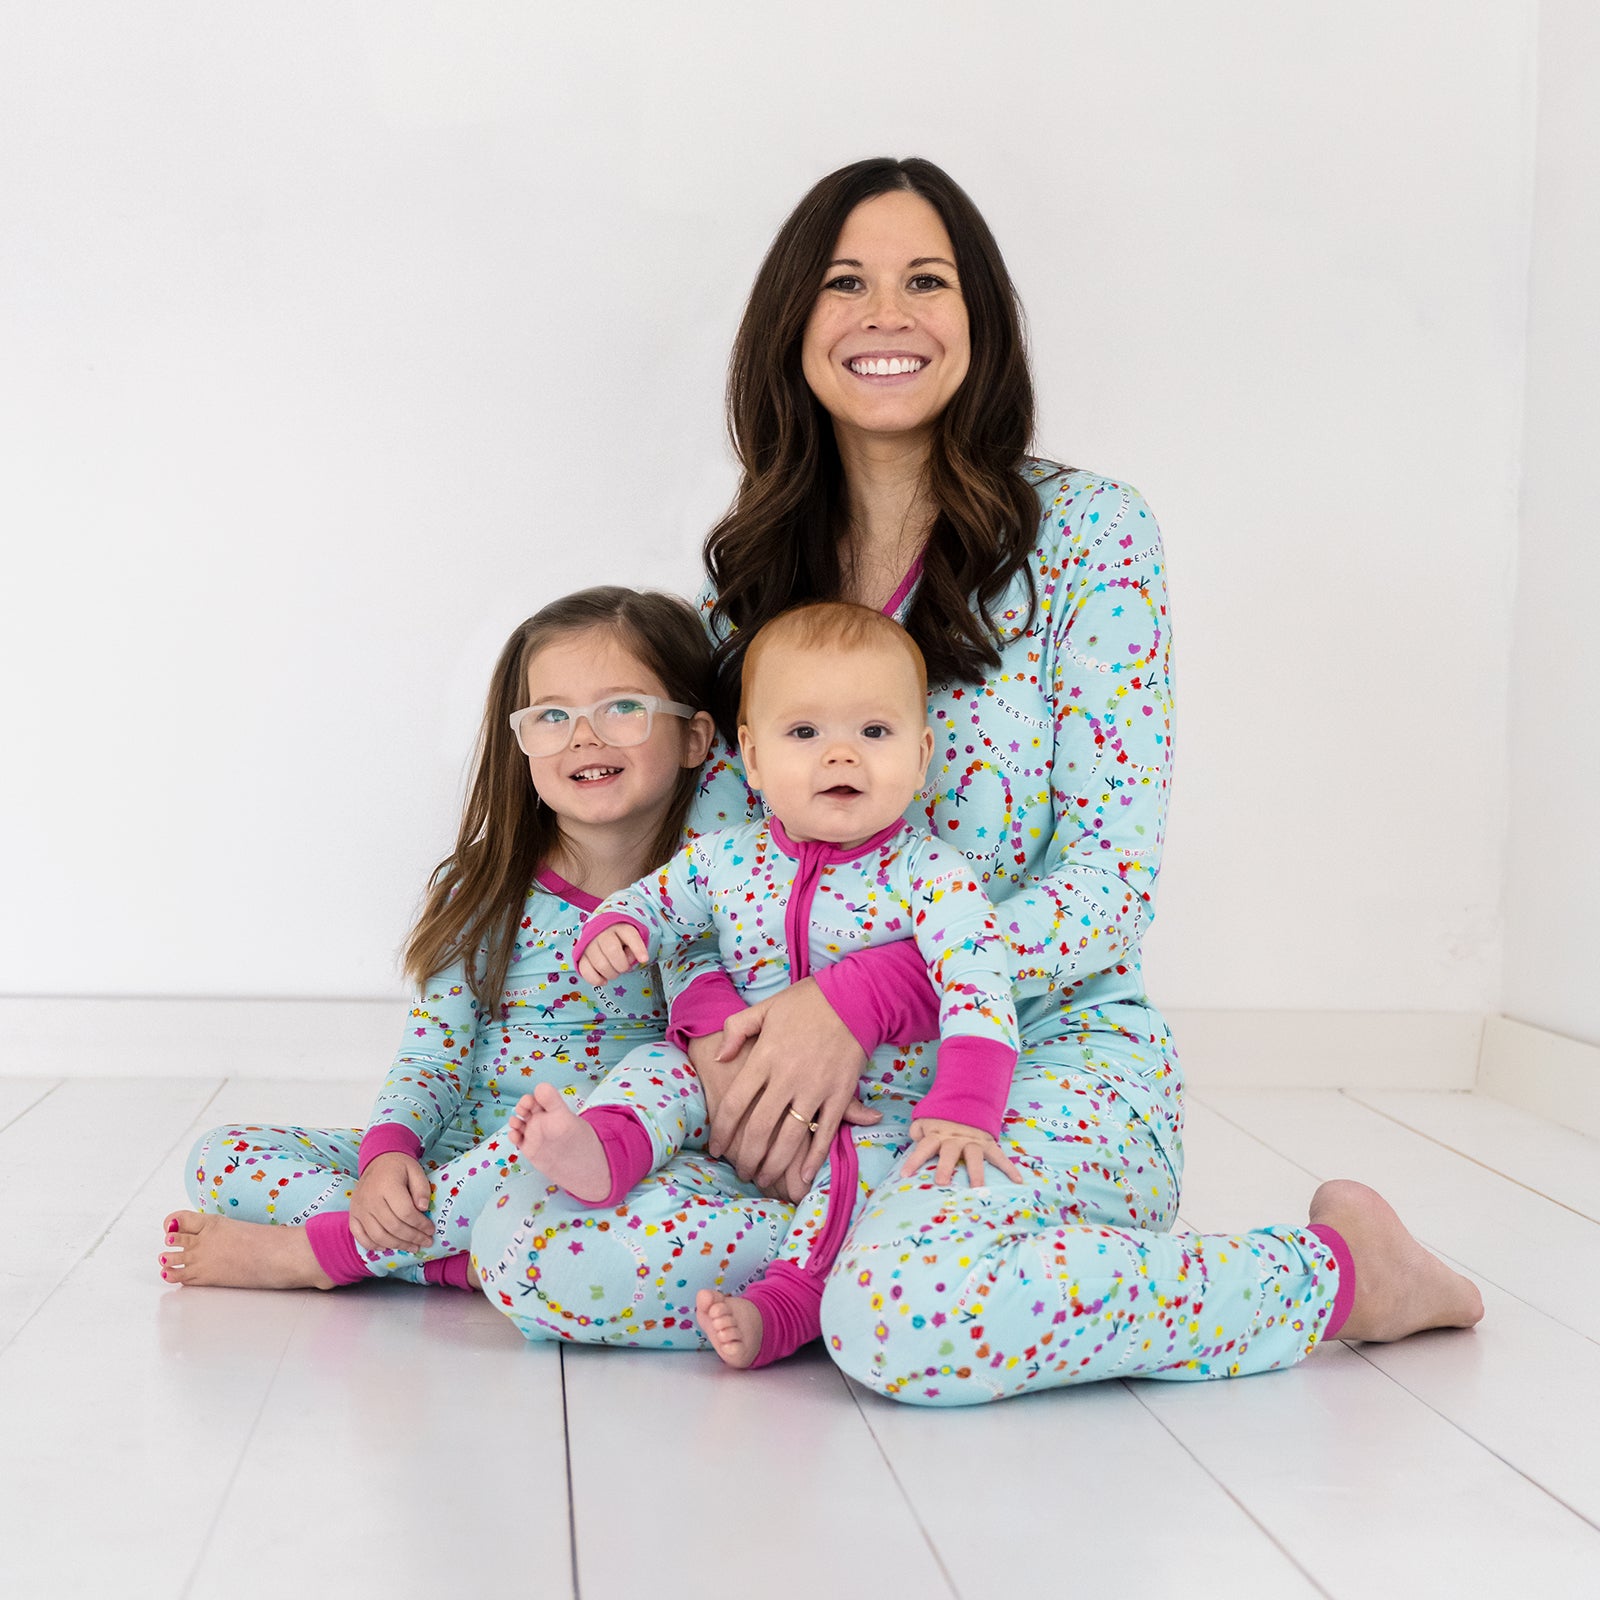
[573,767,621,781]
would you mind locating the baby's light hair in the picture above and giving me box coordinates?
[738,601,927,729]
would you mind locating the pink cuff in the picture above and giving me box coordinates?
[576,1105,655,1208]
[813,938,940,1055]
[1308,1223,1357,1340]
[423,1253,476,1292]
[357,1122,425,1175]
[742,1260,825,1369]
[911,1037,1018,1140]
[305,1211,368,1285]
[572,911,651,970]
[666,969,746,1051]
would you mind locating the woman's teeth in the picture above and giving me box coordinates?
[849,356,925,376]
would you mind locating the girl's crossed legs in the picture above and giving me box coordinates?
[162,1119,524,1290]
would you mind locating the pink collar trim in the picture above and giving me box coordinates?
[767,814,910,864]
[534,866,602,912]
[881,554,924,619]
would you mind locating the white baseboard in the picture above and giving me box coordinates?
[0,997,400,1079]
[0,997,1484,1090]
[1475,1014,1600,1140]
[1166,1008,1482,1090]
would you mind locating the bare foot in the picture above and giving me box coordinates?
[1309,1179,1484,1342]
[160,1210,337,1290]
[695,1288,764,1369]
[508,1083,612,1202]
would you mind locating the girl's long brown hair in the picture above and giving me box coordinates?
[403,587,713,1011]
[704,156,1048,736]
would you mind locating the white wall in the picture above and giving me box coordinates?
[1503,0,1600,1047]
[1,2,1535,1009]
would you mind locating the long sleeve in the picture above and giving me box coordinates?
[360,964,485,1169]
[900,838,1019,1133]
[814,471,1173,1050]
[662,585,764,1036]
[986,478,1172,1003]
[573,837,720,973]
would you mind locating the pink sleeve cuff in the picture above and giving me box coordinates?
[813,937,940,1056]
[666,970,746,1051]
[911,1037,1018,1140]
[357,1122,425,1174]
[572,911,651,969]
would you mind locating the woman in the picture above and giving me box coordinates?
[473,158,1482,1400]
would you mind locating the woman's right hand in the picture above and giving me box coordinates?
[703,980,880,1195]
[350,1150,434,1252]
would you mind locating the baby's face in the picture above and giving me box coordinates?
[738,640,935,847]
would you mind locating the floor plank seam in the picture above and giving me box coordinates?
[0,1078,63,1135]
[843,1379,965,1600]
[559,1344,582,1600]
[0,1079,230,1359]
[1348,1343,1600,1538]
[1338,1090,1600,1224]
[180,1295,308,1600]
[1186,1093,1326,1183]
[1123,1379,1333,1597]
[1195,1091,1600,1347]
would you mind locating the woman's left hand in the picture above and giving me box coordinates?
[707,977,877,1190]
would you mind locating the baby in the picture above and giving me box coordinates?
[508,600,1021,1369]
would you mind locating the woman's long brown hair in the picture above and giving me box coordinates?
[403,587,713,1011]
[703,156,1048,736]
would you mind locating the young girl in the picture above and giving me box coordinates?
[505,601,1022,1368]
[158,587,717,1293]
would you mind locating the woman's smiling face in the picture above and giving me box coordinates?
[800,189,971,453]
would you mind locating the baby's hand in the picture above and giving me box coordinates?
[578,924,650,984]
[901,1118,1025,1187]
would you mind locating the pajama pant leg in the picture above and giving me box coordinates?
[579,1042,712,1167]
[472,1043,801,1345]
[820,1035,1344,1407]
[185,1120,525,1285]
[775,1101,914,1269]
[471,1149,795,1346]
[187,1122,362,1225]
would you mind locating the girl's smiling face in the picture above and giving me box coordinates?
[521,628,712,850]
[800,189,971,454]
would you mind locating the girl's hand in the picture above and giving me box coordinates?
[350,1151,434,1252]
[707,979,879,1191]
[900,1119,1025,1187]
[579,925,649,985]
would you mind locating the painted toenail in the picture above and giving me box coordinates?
[160,1255,168,1265]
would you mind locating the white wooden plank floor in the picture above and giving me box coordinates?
[1,1078,1596,1600]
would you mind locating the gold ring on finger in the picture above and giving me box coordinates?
[785,1105,820,1133]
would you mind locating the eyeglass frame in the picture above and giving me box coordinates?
[506,693,699,756]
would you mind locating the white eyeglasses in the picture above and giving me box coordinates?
[507,694,697,757]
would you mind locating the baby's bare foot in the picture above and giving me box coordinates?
[695,1288,764,1369]
[509,1083,611,1202]
[160,1210,336,1291]
[1309,1179,1484,1342]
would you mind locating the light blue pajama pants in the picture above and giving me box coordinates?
[185,1118,523,1283]
[472,1022,1344,1403]
[472,1043,911,1345]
